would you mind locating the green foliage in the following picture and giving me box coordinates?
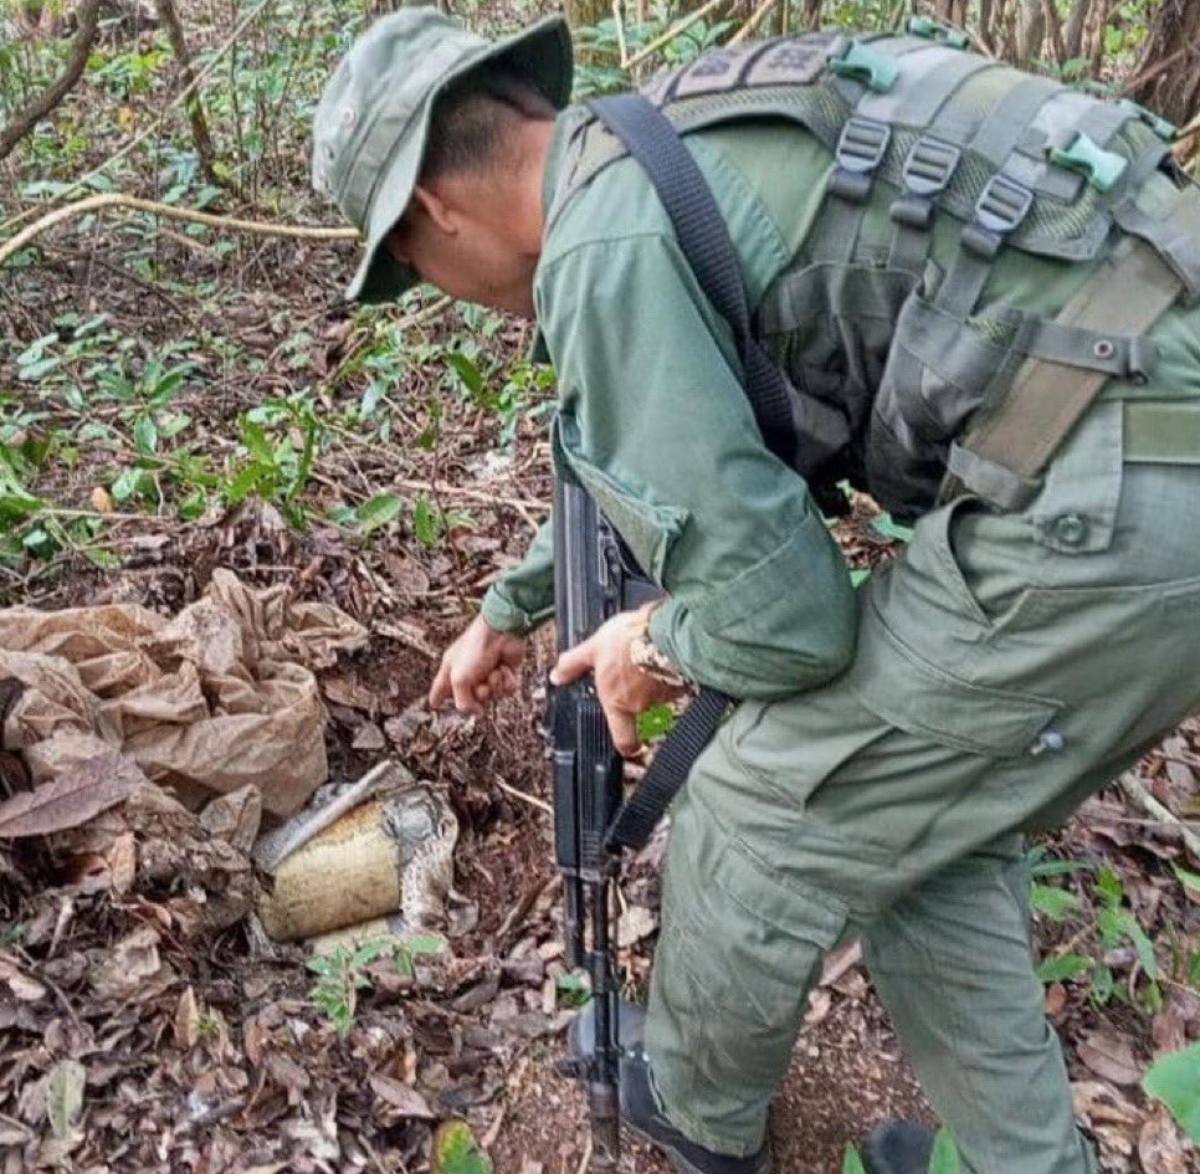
[555,972,592,1009]
[432,1119,493,1174]
[1028,852,1185,1012]
[1144,1042,1200,1142]
[842,1145,868,1174]
[636,701,677,742]
[307,933,445,1037]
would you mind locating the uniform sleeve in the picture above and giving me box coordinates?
[536,232,858,699]
[480,517,554,634]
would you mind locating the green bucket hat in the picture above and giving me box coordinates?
[313,7,572,303]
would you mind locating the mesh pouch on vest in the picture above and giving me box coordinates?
[554,20,1200,519]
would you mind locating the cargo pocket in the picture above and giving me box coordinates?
[656,828,847,1093]
[845,594,1061,759]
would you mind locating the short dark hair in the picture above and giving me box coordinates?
[420,67,556,182]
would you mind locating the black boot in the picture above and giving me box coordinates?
[566,1004,771,1173]
[861,1122,937,1174]
[620,1047,773,1174]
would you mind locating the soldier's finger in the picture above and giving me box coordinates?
[550,635,596,686]
[451,672,484,715]
[608,708,640,757]
[428,659,453,709]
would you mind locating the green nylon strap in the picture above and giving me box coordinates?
[958,239,1181,487]
[1124,400,1200,464]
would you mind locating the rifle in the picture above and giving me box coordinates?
[549,472,657,1166]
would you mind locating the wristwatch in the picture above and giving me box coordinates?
[628,601,689,688]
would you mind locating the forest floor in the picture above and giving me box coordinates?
[1,3,1199,1172]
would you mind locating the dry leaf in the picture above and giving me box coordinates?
[0,752,146,838]
[175,986,200,1050]
[617,904,657,948]
[45,1059,85,1140]
[368,1073,434,1119]
[90,926,161,997]
[1138,1104,1192,1174]
[1071,1080,1141,1127]
[1078,1028,1142,1086]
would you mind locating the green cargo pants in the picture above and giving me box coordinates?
[645,399,1200,1172]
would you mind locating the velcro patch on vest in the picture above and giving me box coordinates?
[646,34,835,105]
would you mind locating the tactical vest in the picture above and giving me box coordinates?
[552,21,1200,520]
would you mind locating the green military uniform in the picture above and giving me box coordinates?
[314,14,1200,1173]
[486,38,1200,1174]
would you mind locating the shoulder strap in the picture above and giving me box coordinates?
[584,92,837,851]
[587,92,799,469]
[587,92,852,482]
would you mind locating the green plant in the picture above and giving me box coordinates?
[1144,1042,1200,1143]
[307,938,395,1038]
[1031,855,1163,1010]
[307,933,445,1037]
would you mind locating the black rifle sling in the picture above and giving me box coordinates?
[587,92,796,852]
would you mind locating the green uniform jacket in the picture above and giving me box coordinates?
[479,106,1200,698]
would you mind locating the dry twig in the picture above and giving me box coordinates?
[0,193,355,270]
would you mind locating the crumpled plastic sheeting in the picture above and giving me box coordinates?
[0,569,367,816]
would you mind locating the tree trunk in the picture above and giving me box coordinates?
[1126,0,1200,127]
[563,0,610,35]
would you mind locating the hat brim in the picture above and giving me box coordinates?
[346,14,572,303]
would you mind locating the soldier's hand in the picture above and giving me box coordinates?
[429,614,526,716]
[550,610,684,757]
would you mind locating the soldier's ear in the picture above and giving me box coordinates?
[411,184,459,236]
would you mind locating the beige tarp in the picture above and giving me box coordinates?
[0,569,367,816]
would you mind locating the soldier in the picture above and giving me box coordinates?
[313,10,1200,1174]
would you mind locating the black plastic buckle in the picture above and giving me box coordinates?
[828,117,891,202]
[961,173,1034,258]
[890,137,961,228]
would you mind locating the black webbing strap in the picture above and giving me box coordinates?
[588,93,796,466]
[587,93,792,851]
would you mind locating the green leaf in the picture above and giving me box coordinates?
[432,1119,493,1174]
[928,1128,962,1174]
[133,415,157,455]
[841,1145,868,1174]
[1030,882,1080,920]
[637,702,677,741]
[1172,863,1200,894]
[403,932,447,958]
[356,492,403,534]
[1036,954,1094,983]
[1144,1042,1200,1143]
[445,351,486,400]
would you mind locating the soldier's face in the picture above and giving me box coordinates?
[387,191,537,318]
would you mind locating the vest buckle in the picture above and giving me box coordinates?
[962,173,1034,258]
[906,15,970,49]
[825,39,900,94]
[890,137,962,228]
[1046,130,1129,193]
[828,117,891,202]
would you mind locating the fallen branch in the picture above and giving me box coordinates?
[0,0,104,165]
[1119,769,1200,858]
[729,0,782,46]
[0,193,356,270]
[0,0,278,237]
